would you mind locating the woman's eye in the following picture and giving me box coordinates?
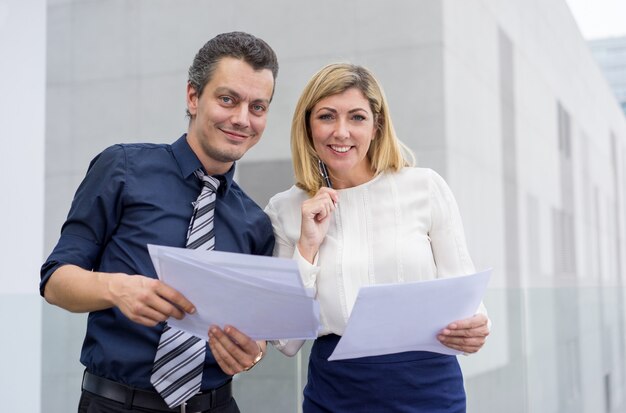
[353,114,366,121]
[319,114,333,120]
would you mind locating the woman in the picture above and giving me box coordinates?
[265,63,490,412]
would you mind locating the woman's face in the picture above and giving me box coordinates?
[308,87,377,188]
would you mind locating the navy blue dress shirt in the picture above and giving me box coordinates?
[40,134,275,391]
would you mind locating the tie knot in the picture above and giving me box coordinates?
[194,170,220,193]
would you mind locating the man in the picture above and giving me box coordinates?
[40,31,278,413]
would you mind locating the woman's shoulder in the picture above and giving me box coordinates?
[387,167,453,198]
[265,185,308,212]
[391,166,439,183]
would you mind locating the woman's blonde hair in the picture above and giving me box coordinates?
[291,63,415,196]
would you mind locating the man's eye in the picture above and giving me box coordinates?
[220,96,233,104]
[252,104,266,113]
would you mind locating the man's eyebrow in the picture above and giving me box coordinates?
[252,97,271,105]
[215,87,270,105]
[215,87,241,100]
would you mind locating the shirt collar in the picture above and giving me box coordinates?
[171,134,235,195]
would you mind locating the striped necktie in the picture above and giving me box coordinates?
[150,170,221,408]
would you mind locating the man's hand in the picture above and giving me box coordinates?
[108,274,196,327]
[43,264,195,327]
[208,325,265,375]
[437,313,490,353]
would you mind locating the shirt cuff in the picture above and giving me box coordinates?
[293,246,320,290]
[270,339,305,357]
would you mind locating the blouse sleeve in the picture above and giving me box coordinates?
[264,197,321,292]
[428,169,490,324]
[264,196,320,356]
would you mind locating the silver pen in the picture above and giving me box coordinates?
[318,159,332,188]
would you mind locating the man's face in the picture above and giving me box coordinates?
[186,57,275,175]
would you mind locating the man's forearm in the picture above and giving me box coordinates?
[43,264,119,313]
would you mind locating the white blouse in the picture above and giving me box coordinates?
[264,167,486,355]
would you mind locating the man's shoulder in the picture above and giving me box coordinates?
[107,141,172,155]
[93,141,174,166]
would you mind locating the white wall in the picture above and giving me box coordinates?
[442,0,626,411]
[0,0,46,412]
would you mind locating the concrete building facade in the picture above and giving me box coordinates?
[589,35,626,116]
[1,0,624,412]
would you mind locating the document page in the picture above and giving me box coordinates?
[328,269,491,361]
[148,244,320,341]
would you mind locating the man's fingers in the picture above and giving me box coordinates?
[140,293,184,321]
[223,325,259,355]
[133,315,163,327]
[126,307,166,327]
[217,326,255,362]
[209,335,242,375]
[208,325,262,375]
[155,282,196,315]
[209,326,250,374]
[209,340,238,375]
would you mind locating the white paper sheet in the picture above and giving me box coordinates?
[148,244,320,341]
[328,269,492,361]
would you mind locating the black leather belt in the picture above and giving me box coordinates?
[81,371,232,412]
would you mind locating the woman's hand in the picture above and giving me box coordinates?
[297,187,338,263]
[437,313,490,353]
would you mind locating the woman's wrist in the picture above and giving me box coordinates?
[297,240,318,263]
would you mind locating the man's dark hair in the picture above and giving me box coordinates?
[188,31,279,103]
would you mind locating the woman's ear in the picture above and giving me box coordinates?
[374,113,383,137]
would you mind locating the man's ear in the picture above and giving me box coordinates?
[186,83,199,116]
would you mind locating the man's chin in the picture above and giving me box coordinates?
[211,150,245,164]
[201,142,254,166]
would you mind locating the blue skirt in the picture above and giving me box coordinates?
[303,335,466,413]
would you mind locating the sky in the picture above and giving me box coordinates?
[565,0,626,39]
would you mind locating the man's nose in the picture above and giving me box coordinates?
[231,104,250,128]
